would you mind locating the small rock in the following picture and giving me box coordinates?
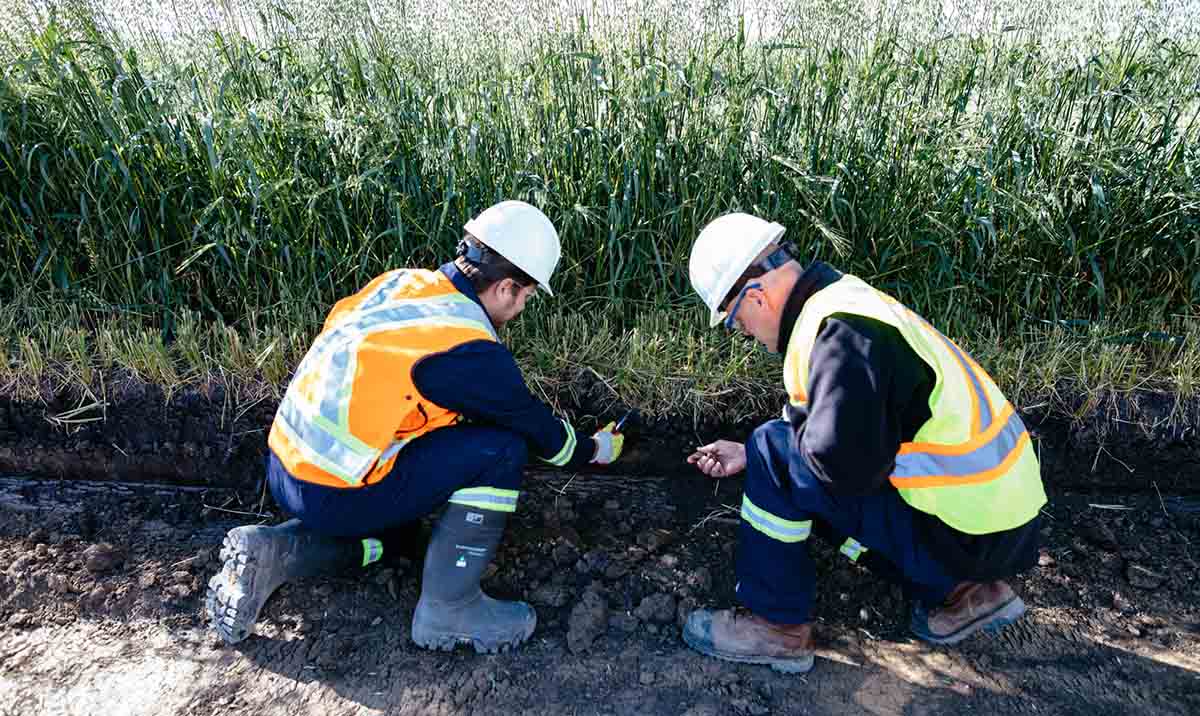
[165,583,191,600]
[8,554,34,577]
[604,562,629,580]
[34,543,50,559]
[609,613,639,633]
[636,530,671,553]
[138,572,158,589]
[634,593,677,624]
[686,567,712,592]
[552,542,579,567]
[566,590,609,654]
[83,543,123,574]
[639,670,655,685]
[171,570,193,585]
[859,608,870,621]
[85,584,112,609]
[1126,564,1166,590]
[1038,550,1056,567]
[1082,522,1119,552]
[530,584,571,608]
[1126,625,1142,637]
[47,574,72,594]
[676,597,698,629]
[659,554,679,568]
[581,550,611,575]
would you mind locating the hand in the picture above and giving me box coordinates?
[687,440,746,478]
[590,421,625,465]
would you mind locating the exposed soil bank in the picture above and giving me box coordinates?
[1,370,1198,492]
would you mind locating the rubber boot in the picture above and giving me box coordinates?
[206,519,363,644]
[411,503,536,654]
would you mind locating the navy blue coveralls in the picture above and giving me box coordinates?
[266,262,597,537]
[734,263,1041,624]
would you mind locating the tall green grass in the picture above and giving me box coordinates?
[1,0,1198,420]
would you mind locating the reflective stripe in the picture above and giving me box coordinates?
[913,311,992,433]
[893,408,1027,483]
[271,409,371,485]
[540,419,577,466]
[839,538,867,562]
[740,495,812,543]
[361,538,383,566]
[449,487,520,513]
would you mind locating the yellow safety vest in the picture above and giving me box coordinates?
[783,274,1046,535]
[268,269,499,489]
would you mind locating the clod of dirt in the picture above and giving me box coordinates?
[566,590,609,654]
[577,549,610,575]
[634,593,676,624]
[552,541,579,566]
[609,613,638,633]
[83,543,123,574]
[529,584,571,607]
[676,597,697,629]
[686,567,712,593]
[1126,564,1167,590]
[636,529,673,553]
[604,562,629,580]
[1082,522,1119,551]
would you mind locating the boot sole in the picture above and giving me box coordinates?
[912,595,1026,646]
[205,528,289,645]
[682,629,814,674]
[411,618,537,655]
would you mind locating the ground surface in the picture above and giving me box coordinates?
[0,469,1197,716]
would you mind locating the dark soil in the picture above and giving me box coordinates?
[3,370,1199,493]
[1,470,1198,715]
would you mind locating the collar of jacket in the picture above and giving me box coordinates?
[776,261,843,352]
[438,260,497,329]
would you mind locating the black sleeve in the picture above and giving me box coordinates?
[412,340,597,469]
[793,315,918,495]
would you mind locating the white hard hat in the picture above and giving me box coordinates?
[688,213,787,327]
[464,200,561,296]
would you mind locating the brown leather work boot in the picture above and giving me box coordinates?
[682,607,815,673]
[911,580,1026,645]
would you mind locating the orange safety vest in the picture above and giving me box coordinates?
[268,269,498,488]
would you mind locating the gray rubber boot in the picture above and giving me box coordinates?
[206,519,363,644]
[411,503,536,654]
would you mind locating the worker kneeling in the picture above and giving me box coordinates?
[682,213,1046,673]
[206,201,624,653]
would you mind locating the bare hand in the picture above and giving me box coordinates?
[686,440,747,478]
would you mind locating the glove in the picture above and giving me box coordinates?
[590,421,625,465]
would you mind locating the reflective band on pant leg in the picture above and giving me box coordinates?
[362,538,383,566]
[740,495,812,543]
[839,537,868,562]
[448,486,520,513]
